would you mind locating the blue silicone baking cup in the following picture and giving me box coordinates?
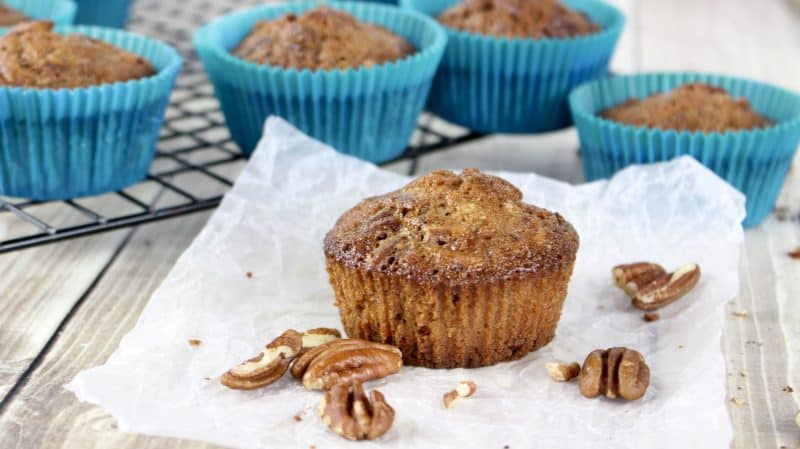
[0,0,76,33]
[74,0,132,28]
[194,1,447,162]
[0,25,182,200]
[401,0,624,133]
[569,72,800,228]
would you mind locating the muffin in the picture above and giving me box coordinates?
[324,169,579,368]
[438,0,599,39]
[0,21,181,200]
[569,72,800,228]
[0,2,28,26]
[233,7,414,70]
[195,2,446,162]
[0,21,153,88]
[401,0,623,133]
[601,83,773,132]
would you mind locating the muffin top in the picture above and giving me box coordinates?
[233,6,416,71]
[324,169,579,285]
[0,21,155,89]
[438,0,600,39]
[0,3,28,26]
[601,83,774,133]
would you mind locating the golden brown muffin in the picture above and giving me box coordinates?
[324,169,579,368]
[0,21,155,89]
[438,0,600,39]
[601,83,774,133]
[0,3,28,26]
[233,6,415,71]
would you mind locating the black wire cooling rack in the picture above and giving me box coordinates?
[0,0,486,254]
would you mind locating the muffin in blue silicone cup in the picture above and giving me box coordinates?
[569,72,800,228]
[0,0,76,32]
[74,0,132,28]
[400,0,624,133]
[0,23,182,200]
[194,2,447,162]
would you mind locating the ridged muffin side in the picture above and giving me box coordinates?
[324,169,579,368]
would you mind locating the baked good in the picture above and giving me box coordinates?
[600,83,773,132]
[0,21,155,89]
[233,6,415,70]
[0,2,28,26]
[438,0,600,39]
[324,169,579,368]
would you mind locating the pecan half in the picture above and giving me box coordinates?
[318,382,395,441]
[443,380,477,409]
[300,328,341,355]
[612,262,667,296]
[291,339,402,390]
[220,329,303,390]
[578,347,650,401]
[632,263,701,311]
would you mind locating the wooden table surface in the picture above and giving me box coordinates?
[1,1,800,448]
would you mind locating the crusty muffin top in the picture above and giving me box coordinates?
[0,2,28,26]
[601,83,774,133]
[233,6,415,71]
[438,0,600,39]
[0,21,155,89]
[324,169,579,285]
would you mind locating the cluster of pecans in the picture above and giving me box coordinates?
[220,328,402,441]
[612,261,701,312]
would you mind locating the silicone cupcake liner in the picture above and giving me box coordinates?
[0,25,182,200]
[74,0,132,28]
[194,2,447,162]
[401,0,624,133]
[0,0,76,32]
[569,72,800,228]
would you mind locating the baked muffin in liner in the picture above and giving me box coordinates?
[0,25,182,199]
[194,2,447,163]
[569,72,800,227]
[400,0,624,133]
[324,169,579,368]
[0,0,75,32]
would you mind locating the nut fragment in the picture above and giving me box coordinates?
[300,328,341,355]
[632,263,701,311]
[220,329,303,390]
[642,312,660,322]
[545,362,581,382]
[292,339,403,390]
[443,380,478,409]
[318,382,395,440]
[612,262,667,296]
[578,347,650,401]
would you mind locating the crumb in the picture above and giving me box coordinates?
[784,386,794,393]
[294,415,302,422]
[597,304,605,310]
[203,377,211,381]
[736,386,742,390]
[504,446,510,449]
[730,397,746,406]
[789,249,800,259]
[745,340,763,347]
[678,345,684,349]
[732,310,749,318]
[740,372,747,378]
[643,312,660,322]
[310,446,316,449]
[188,339,202,347]
[246,271,253,278]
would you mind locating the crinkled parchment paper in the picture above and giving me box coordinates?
[68,117,744,449]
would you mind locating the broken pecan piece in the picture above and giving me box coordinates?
[632,263,701,311]
[291,339,402,390]
[319,382,395,440]
[579,347,650,401]
[220,329,303,390]
[612,262,667,296]
[545,361,581,382]
[443,380,477,409]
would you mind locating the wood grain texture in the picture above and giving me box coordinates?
[0,213,223,449]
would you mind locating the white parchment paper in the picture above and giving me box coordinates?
[68,117,745,449]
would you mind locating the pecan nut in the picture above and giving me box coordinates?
[632,263,701,311]
[220,329,303,390]
[318,382,395,441]
[300,328,341,355]
[578,347,650,401]
[612,262,667,296]
[291,338,403,390]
